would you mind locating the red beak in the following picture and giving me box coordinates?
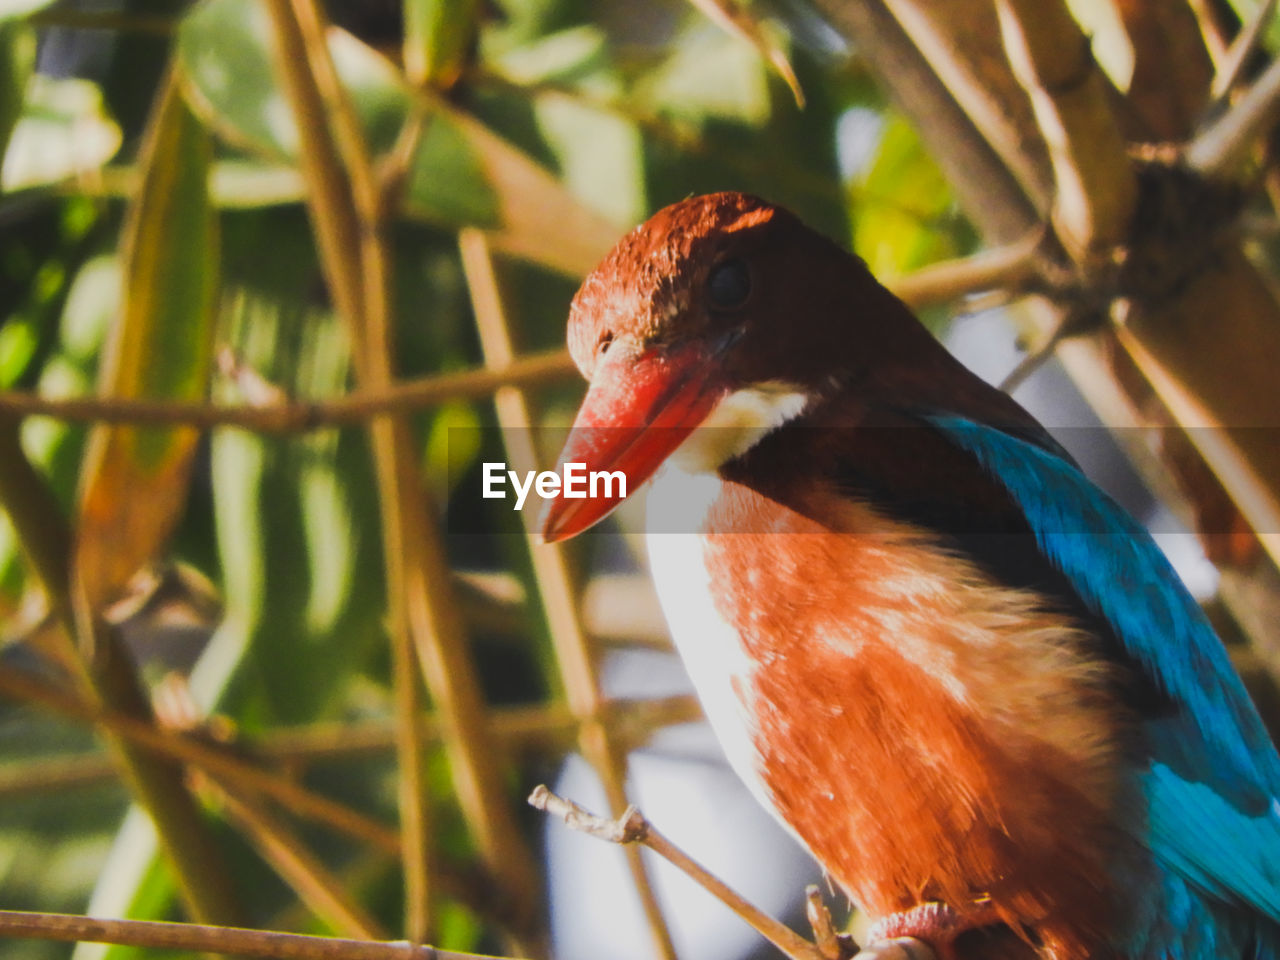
[540,341,730,542]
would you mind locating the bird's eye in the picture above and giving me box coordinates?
[707,258,751,310]
[596,332,613,358]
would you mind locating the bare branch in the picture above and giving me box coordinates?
[804,886,850,960]
[530,785,834,960]
[1211,0,1278,101]
[0,908,502,960]
[0,349,576,431]
[890,230,1045,309]
[1189,53,1280,175]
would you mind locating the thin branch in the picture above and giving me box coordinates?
[213,784,389,940]
[529,786,830,960]
[804,886,850,960]
[1210,0,1278,101]
[0,349,577,431]
[264,4,543,944]
[1188,53,1280,175]
[889,230,1045,309]
[0,667,402,856]
[0,909,503,960]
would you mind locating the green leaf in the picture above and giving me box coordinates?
[178,0,292,157]
[852,112,958,281]
[178,0,621,271]
[640,23,772,126]
[74,72,218,613]
[0,19,33,165]
[403,109,501,227]
[403,0,480,88]
[202,292,385,726]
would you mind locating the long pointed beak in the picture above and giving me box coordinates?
[540,341,729,542]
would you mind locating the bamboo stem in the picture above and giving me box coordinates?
[1189,53,1280,175]
[262,3,543,946]
[460,229,678,960]
[995,0,1136,262]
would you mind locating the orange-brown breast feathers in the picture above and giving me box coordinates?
[701,484,1139,957]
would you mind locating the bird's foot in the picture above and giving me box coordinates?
[866,901,1004,960]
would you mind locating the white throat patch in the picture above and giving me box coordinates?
[668,382,810,474]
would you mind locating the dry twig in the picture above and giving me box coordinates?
[0,909,505,960]
[529,785,835,960]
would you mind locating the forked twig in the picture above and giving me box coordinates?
[805,885,853,960]
[530,786,936,960]
[1210,0,1279,102]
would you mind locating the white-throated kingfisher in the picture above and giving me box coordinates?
[540,192,1280,960]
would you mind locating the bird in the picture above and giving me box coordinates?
[539,192,1280,960]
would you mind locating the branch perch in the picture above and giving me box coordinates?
[529,786,932,960]
[0,909,504,960]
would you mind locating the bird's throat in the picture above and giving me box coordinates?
[667,382,810,474]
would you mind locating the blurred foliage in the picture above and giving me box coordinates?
[0,0,974,956]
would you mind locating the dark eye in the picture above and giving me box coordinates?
[596,332,613,358]
[707,258,751,310]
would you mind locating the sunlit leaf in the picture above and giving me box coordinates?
[0,75,121,191]
[74,73,218,615]
[640,23,772,126]
[209,160,304,207]
[443,106,620,274]
[851,112,958,281]
[483,23,607,85]
[178,0,618,271]
[683,0,805,108]
[178,0,292,157]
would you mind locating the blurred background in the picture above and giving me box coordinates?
[1,0,1279,958]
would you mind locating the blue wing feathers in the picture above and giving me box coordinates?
[929,415,1280,925]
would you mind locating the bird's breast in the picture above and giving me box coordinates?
[645,463,1140,956]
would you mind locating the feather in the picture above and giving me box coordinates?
[929,414,1280,924]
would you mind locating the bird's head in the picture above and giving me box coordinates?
[540,191,953,542]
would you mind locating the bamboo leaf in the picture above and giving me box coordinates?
[403,0,480,89]
[0,19,32,165]
[74,71,218,615]
[178,0,618,273]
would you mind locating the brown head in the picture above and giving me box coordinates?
[541,191,1015,540]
